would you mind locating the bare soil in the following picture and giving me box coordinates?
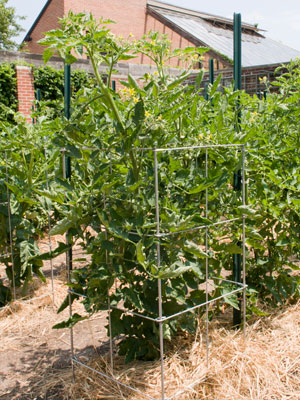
[0,237,109,400]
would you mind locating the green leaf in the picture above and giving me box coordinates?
[123,287,143,310]
[43,48,55,64]
[224,294,240,309]
[158,260,196,279]
[136,241,146,268]
[276,238,290,247]
[195,69,204,87]
[97,210,134,243]
[49,217,75,236]
[119,54,137,61]
[133,99,145,125]
[184,240,208,258]
[128,73,142,93]
[237,205,259,217]
[189,172,228,194]
[55,177,75,192]
[210,73,222,97]
[53,313,88,329]
[167,72,191,90]
[36,241,69,261]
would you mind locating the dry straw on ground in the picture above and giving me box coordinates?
[65,301,300,400]
[1,277,299,400]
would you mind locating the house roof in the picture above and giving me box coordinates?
[148,0,300,67]
[24,0,300,68]
[23,0,52,42]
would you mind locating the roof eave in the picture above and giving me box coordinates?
[147,6,233,67]
[147,0,263,32]
[22,0,53,43]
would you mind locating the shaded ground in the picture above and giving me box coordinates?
[0,278,109,400]
[0,236,108,400]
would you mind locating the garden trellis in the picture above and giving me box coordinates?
[66,142,247,400]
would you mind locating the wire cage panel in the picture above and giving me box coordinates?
[67,143,247,400]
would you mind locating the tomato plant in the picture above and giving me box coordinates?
[0,11,299,364]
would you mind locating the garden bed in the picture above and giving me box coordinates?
[0,271,299,400]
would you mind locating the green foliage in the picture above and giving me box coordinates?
[0,62,17,123]
[35,12,300,362]
[0,12,299,366]
[0,0,25,50]
[33,65,97,117]
[33,65,96,101]
[0,121,62,300]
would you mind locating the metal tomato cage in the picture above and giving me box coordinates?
[0,147,55,304]
[67,143,247,400]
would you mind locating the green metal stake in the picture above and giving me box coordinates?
[64,64,72,272]
[32,105,35,125]
[36,88,41,102]
[209,59,214,85]
[234,13,242,93]
[64,64,71,182]
[112,80,116,91]
[35,88,41,119]
[233,12,242,327]
[204,83,209,101]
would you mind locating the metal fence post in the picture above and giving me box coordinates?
[233,12,242,326]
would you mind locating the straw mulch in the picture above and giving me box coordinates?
[0,275,299,400]
[64,301,300,400]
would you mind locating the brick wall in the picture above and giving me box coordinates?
[25,0,64,54]
[24,0,218,68]
[15,66,35,122]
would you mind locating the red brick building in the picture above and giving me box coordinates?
[3,0,300,119]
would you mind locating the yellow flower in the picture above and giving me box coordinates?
[145,111,150,118]
[129,88,136,96]
[199,134,203,139]
[154,71,158,76]
[157,115,162,120]
[208,134,212,140]
[129,32,134,38]
[161,61,165,65]
[133,97,139,104]
[151,41,155,45]
[259,76,267,83]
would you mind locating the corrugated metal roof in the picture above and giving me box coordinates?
[150,6,300,67]
[148,0,262,32]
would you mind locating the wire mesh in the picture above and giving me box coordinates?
[67,143,248,400]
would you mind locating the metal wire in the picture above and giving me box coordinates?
[242,145,247,338]
[205,148,209,368]
[44,147,55,304]
[104,191,114,371]
[167,375,209,400]
[72,358,158,400]
[134,143,244,152]
[67,143,247,399]
[155,217,242,238]
[154,148,165,400]
[160,286,247,323]
[62,150,75,381]
[5,150,16,300]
